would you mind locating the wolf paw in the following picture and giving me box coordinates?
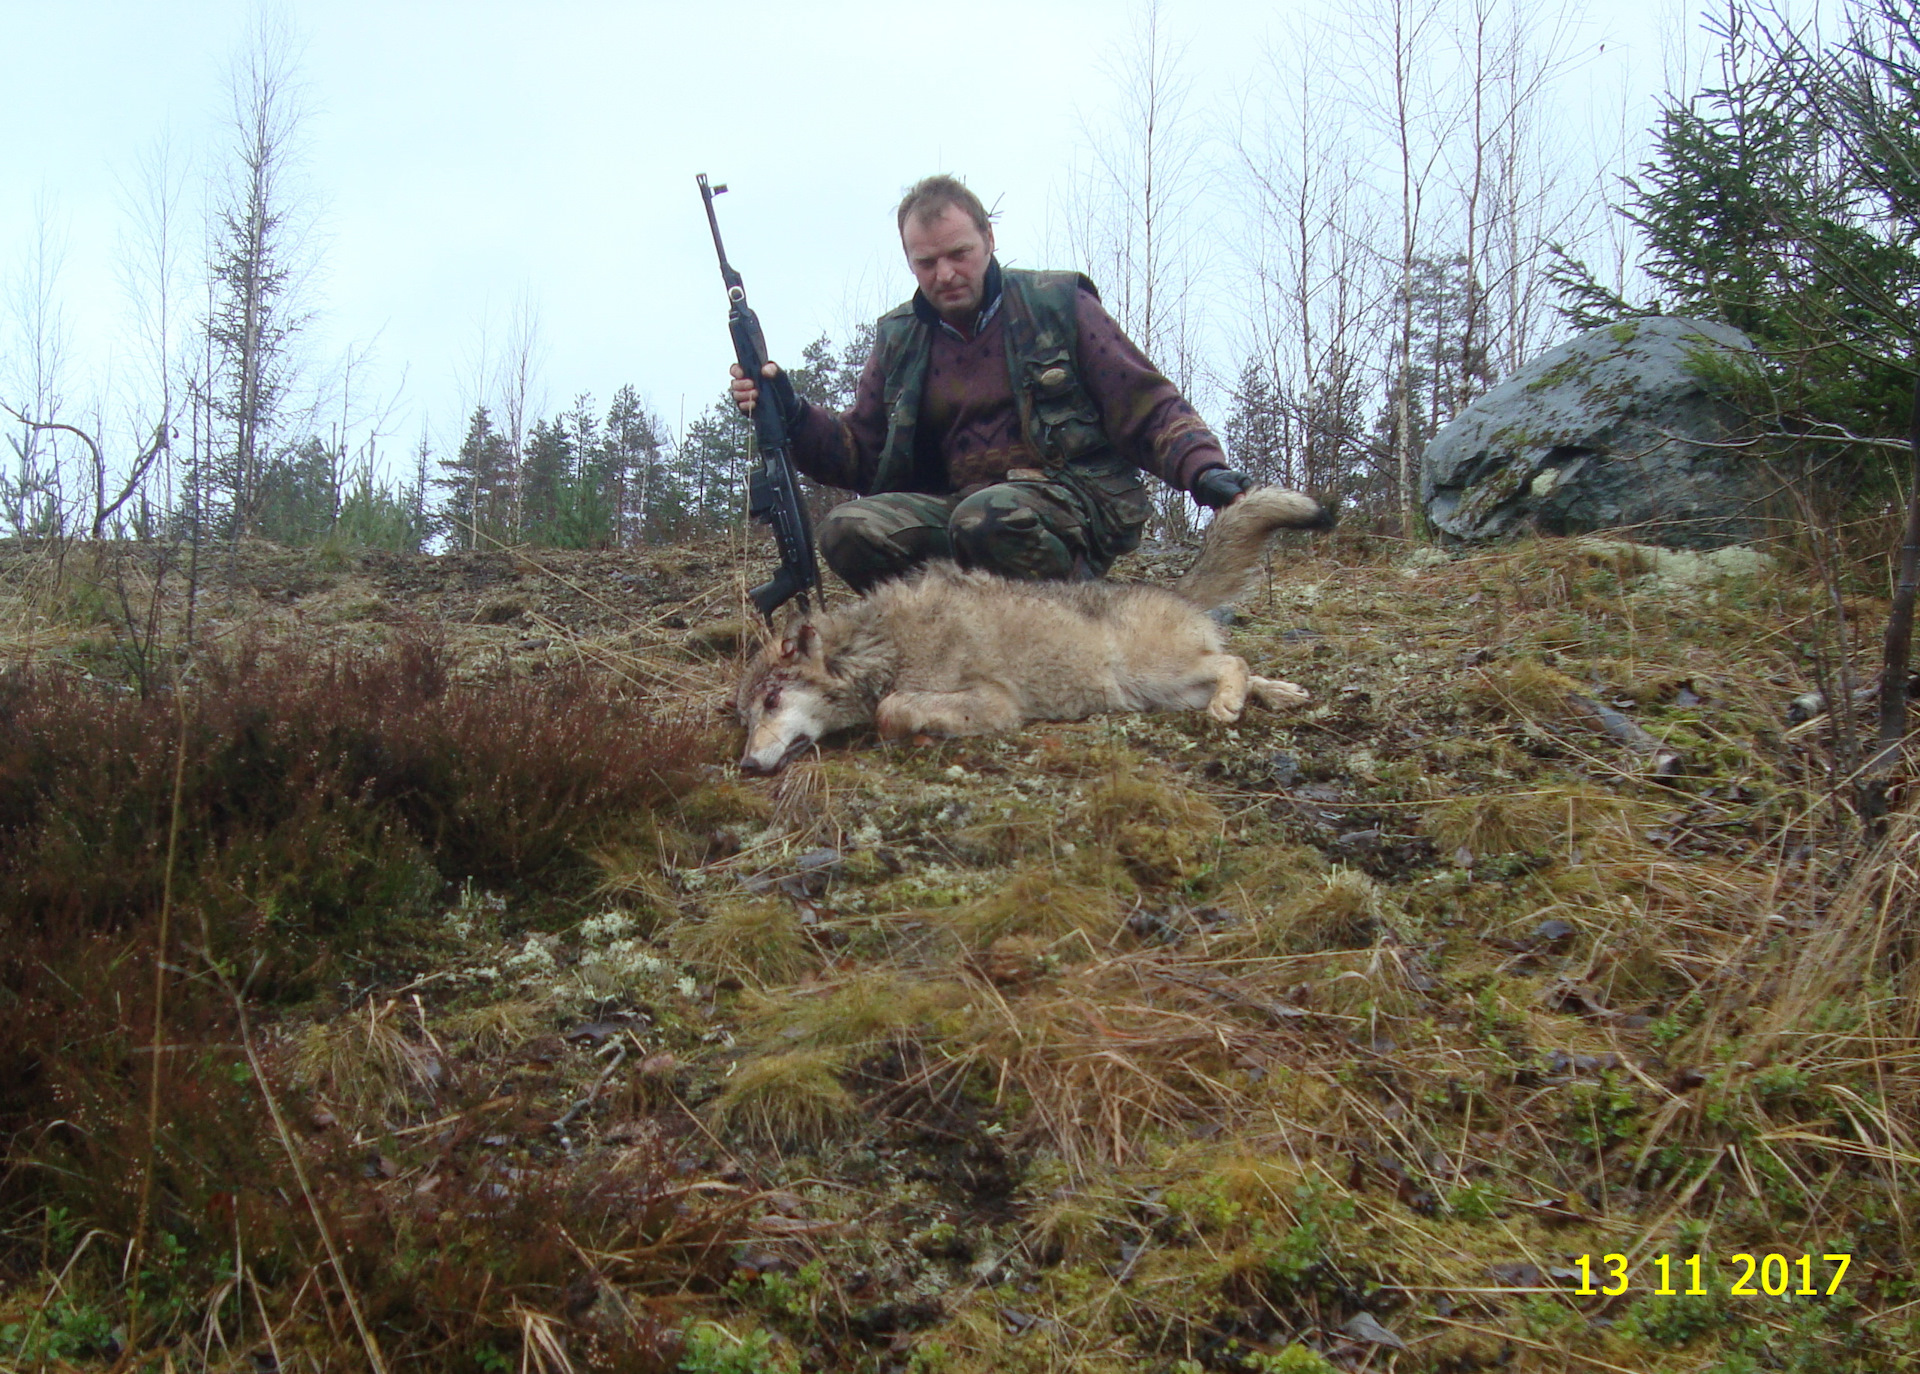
[1249,676,1310,710]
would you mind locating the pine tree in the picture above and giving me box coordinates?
[252,434,337,543]
[336,449,432,552]
[1223,356,1289,486]
[788,327,872,412]
[438,405,513,548]
[783,327,871,521]
[675,398,750,537]
[604,384,669,546]
[520,416,571,541]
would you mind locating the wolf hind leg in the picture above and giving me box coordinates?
[1248,675,1310,710]
[877,685,1023,739]
[1200,654,1251,722]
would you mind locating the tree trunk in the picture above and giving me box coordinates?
[1864,368,1920,824]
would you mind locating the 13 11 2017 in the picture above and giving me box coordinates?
[1573,1253,1851,1297]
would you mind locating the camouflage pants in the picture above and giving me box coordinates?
[818,478,1119,593]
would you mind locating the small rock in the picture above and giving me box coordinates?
[1343,1312,1407,1350]
[1125,908,1185,946]
[1489,1262,1543,1287]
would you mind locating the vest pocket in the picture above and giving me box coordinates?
[1023,352,1105,463]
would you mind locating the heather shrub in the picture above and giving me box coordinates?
[0,632,710,944]
[0,631,723,1366]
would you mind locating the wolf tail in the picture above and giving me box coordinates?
[1171,487,1335,610]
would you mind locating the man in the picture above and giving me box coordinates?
[730,174,1253,593]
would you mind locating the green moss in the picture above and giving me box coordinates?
[1526,354,1595,392]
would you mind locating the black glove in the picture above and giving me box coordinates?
[765,366,805,432]
[1192,468,1255,510]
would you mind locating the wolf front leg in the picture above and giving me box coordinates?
[876,686,1024,739]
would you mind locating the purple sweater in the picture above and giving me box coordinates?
[789,271,1226,496]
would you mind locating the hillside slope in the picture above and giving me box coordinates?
[0,529,1910,1373]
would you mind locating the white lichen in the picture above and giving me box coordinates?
[504,935,559,977]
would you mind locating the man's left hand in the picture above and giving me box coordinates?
[1192,468,1255,509]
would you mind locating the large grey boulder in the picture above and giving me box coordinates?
[1422,316,1767,549]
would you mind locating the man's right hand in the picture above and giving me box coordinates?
[730,360,782,415]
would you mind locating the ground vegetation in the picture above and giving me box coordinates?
[0,515,1912,1372]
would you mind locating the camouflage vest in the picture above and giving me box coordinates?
[868,268,1118,494]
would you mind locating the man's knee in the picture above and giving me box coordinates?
[816,503,872,567]
[949,487,1082,581]
[818,497,952,593]
[817,505,896,593]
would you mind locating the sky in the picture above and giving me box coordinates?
[0,0,1698,481]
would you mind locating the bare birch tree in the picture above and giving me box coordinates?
[1220,0,1615,529]
[1060,0,1211,539]
[2,197,74,534]
[1466,0,1595,381]
[1231,22,1392,503]
[1,188,173,539]
[114,130,194,530]
[497,290,546,541]
[1363,0,1453,539]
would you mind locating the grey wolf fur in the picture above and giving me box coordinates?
[735,487,1331,773]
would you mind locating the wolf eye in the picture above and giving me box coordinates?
[763,689,781,710]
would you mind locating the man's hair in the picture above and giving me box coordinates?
[896,175,992,239]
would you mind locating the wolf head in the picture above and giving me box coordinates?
[734,621,867,774]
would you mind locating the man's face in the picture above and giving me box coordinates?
[903,203,995,328]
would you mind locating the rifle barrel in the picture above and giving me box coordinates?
[696,173,742,292]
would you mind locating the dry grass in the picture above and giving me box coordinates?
[1083,765,1226,885]
[292,997,446,1118]
[946,953,1310,1173]
[708,1049,858,1148]
[1233,866,1398,955]
[668,897,819,987]
[1425,783,1641,860]
[439,998,545,1058]
[938,864,1127,948]
[741,968,967,1052]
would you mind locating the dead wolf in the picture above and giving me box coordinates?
[735,487,1332,773]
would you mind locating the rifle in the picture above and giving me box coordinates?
[697,173,821,623]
